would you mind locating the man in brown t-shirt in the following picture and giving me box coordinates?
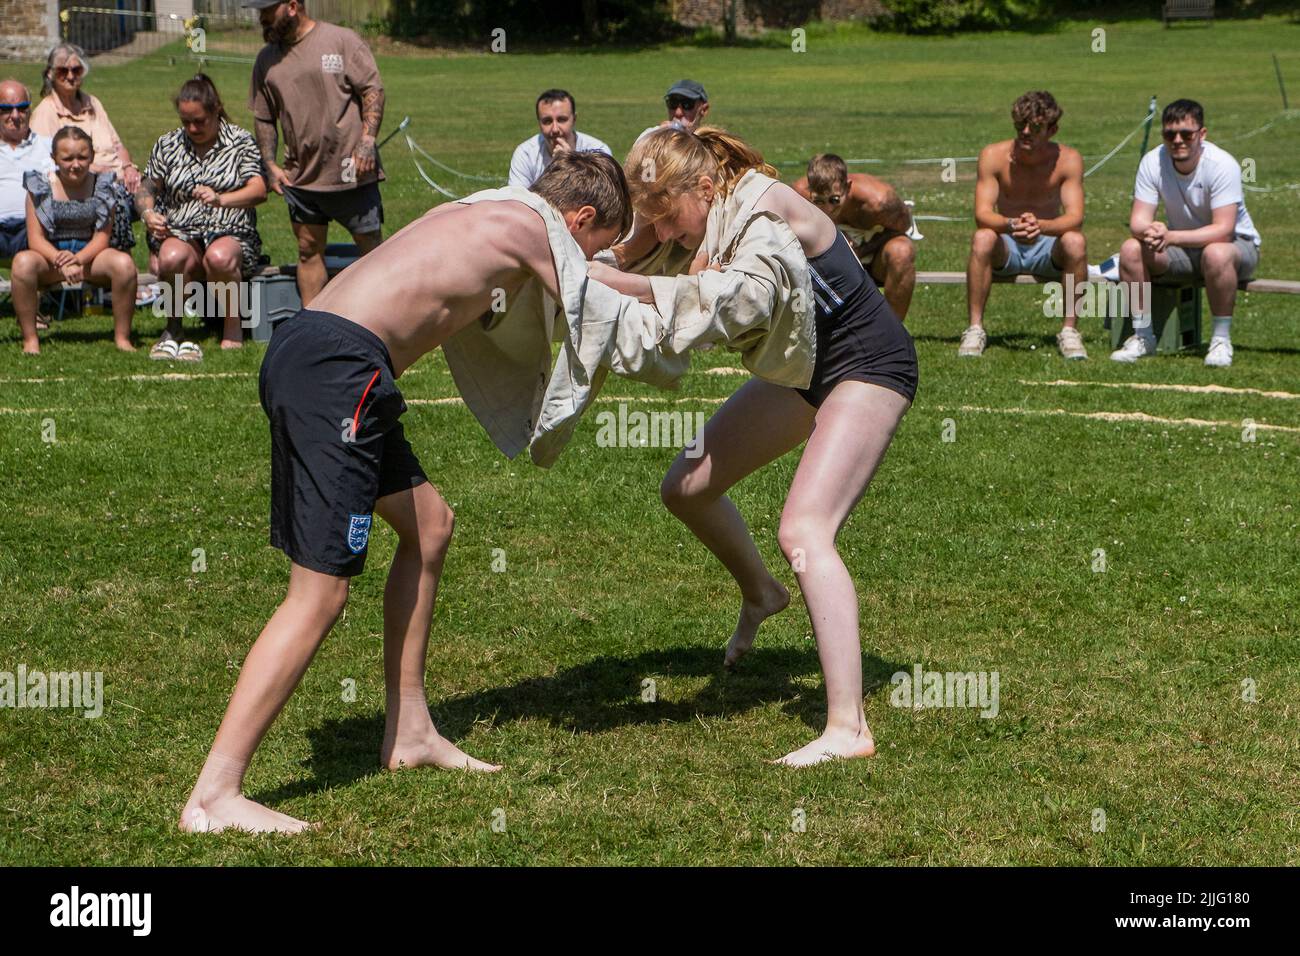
[246,0,386,304]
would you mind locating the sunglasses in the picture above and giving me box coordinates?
[54,66,85,78]
[0,101,31,114]
[1162,127,1201,142]
[811,193,843,206]
[665,96,699,111]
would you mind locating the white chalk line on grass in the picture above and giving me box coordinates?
[940,403,1300,434]
[406,395,727,408]
[1020,379,1300,401]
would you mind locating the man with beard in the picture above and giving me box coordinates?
[246,0,386,305]
[508,89,612,189]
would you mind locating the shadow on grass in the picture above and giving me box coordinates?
[252,645,904,804]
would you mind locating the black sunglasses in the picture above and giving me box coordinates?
[665,96,699,111]
[0,101,31,114]
[1162,127,1202,142]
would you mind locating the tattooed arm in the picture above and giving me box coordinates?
[352,86,384,178]
[255,116,289,194]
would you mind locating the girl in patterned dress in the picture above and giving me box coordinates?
[10,126,138,355]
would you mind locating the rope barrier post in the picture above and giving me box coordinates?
[1138,95,1157,161]
[1274,54,1290,111]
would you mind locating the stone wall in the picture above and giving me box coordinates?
[0,0,58,61]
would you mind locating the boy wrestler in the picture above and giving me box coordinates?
[180,152,632,833]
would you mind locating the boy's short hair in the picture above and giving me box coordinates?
[807,153,849,196]
[1162,98,1204,128]
[531,151,632,238]
[1011,90,1062,129]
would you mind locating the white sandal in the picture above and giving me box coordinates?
[149,338,180,361]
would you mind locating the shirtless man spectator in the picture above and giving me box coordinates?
[793,154,916,321]
[959,90,1088,360]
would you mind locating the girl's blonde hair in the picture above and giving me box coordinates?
[625,126,777,220]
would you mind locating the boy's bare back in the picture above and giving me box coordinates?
[311,200,560,376]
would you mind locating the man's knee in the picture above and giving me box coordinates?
[1201,241,1237,276]
[883,236,915,272]
[353,230,382,253]
[1058,230,1087,263]
[970,228,1000,260]
[295,232,326,262]
[1119,237,1143,262]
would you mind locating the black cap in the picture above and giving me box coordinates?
[241,0,285,9]
[665,80,707,103]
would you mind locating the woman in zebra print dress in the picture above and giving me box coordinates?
[137,75,267,359]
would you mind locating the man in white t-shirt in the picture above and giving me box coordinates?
[508,89,612,188]
[1112,99,1260,367]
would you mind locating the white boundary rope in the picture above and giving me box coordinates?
[1082,108,1157,178]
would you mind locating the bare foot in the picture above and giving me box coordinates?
[220,339,243,350]
[22,345,40,356]
[383,733,501,773]
[115,339,137,353]
[179,793,315,834]
[724,579,790,670]
[774,726,876,768]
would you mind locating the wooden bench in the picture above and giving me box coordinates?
[916,270,1300,354]
[1164,0,1215,26]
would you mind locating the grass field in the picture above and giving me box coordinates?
[1,18,1298,866]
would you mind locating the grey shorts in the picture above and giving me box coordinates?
[283,182,384,236]
[1161,237,1259,283]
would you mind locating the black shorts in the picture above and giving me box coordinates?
[258,310,427,577]
[796,293,919,408]
[282,182,384,236]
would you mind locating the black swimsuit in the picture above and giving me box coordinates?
[796,229,918,408]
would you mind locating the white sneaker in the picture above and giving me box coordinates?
[1109,332,1157,363]
[1056,327,1088,361]
[958,325,987,357]
[1204,337,1233,367]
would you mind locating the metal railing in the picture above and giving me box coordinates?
[58,1,389,66]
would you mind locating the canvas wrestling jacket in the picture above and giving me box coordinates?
[442,178,814,468]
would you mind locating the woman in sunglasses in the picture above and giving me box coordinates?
[29,43,139,255]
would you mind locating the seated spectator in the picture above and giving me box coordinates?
[1,79,54,259]
[508,89,611,188]
[136,74,267,360]
[793,154,917,321]
[960,90,1088,360]
[635,80,710,142]
[29,43,138,254]
[11,127,137,355]
[1111,99,1260,368]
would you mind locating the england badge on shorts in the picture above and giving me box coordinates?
[347,513,372,553]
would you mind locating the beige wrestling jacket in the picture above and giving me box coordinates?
[442,187,678,468]
[443,177,814,467]
[628,169,816,390]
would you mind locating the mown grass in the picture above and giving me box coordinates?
[0,18,1297,865]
